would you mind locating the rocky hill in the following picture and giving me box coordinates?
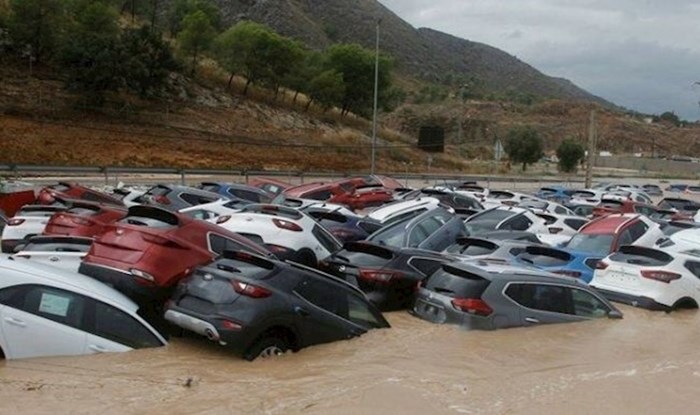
[203,0,609,104]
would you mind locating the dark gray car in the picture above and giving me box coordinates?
[413,261,622,330]
[365,207,466,251]
[134,184,222,211]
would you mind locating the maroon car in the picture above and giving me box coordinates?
[592,199,656,218]
[43,201,127,238]
[37,182,124,207]
[0,186,36,217]
[78,205,271,302]
[283,177,394,210]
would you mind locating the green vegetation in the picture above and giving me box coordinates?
[503,126,543,171]
[556,138,585,173]
[2,0,400,116]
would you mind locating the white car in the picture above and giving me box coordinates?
[454,184,489,201]
[656,228,700,253]
[568,189,606,206]
[535,212,589,237]
[464,206,549,236]
[0,257,166,359]
[591,245,700,311]
[519,200,575,216]
[213,204,343,266]
[365,197,444,227]
[484,190,539,207]
[1,205,66,253]
[12,236,92,273]
[602,190,653,205]
[109,186,147,208]
[179,199,250,221]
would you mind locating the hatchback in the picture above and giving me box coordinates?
[0,257,166,359]
[165,251,389,360]
[37,183,124,207]
[1,204,68,253]
[134,184,222,211]
[43,202,127,238]
[413,261,622,330]
[366,207,466,251]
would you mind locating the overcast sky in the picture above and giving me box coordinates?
[380,0,700,120]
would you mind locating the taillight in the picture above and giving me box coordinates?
[595,261,608,270]
[216,215,231,224]
[331,228,355,239]
[272,218,302,232]
[549,227,563,234]
[358,269,403,284]
[154,195,170,205]
[71,217,92,226]
[641,270,681,283]
[7,218,25,226]
[220,319,243,331]
[553,270,582,279]
[451,298,493,316]
[266,244,292,255]
[231,280,271,298]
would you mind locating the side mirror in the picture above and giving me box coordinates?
[608,309,623,319]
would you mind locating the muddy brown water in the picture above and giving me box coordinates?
[2,306,700,414]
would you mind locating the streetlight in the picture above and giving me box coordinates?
[370,18,381,175]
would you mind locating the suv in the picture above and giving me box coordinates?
[1,204,68,253]
[198,182,272,203]
[78,206,270,303]
[464,206,548,236]
[134,184,222,211]
[43,201,127,238]
[365,207,466,251]
[164,251,389,360]
[37,183,124,207]
[413,261,622,330]
[320,241,451,310]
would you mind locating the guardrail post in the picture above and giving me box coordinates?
[300,172,304,184]
[180,170,186,186]
[244,170,249,184]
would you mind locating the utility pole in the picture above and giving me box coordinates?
[585,110,597,188]
[370,18,381,175]
[457,84,465,158]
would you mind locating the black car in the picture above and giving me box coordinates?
[165,250,389,360]
[320,241,452,310]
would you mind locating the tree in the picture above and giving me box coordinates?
[306,70,345,111]
[121,26,177,97]
[60,1,123,105]
[503,126,544,171]
[167,0,220,36]
[324,43,393,117]
[177,10,216,76]
[556,138,585,173]
[8,0,66,63]
[658,111,681,127]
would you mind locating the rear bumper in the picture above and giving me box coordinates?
[591,287,670,311]
[164,307,251,356]
[78,262,171,303]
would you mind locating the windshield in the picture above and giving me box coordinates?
[565,233,614,256]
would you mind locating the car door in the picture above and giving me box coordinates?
[0,285,88,359]
[416,211,462,251]
[292,278,369,347]
[504,282,584,326]
[83,300,163,353]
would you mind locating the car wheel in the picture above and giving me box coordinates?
[244,336,289,361]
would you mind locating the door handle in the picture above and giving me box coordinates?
[89,344,108,353]
[49,256,59,262]
[294,306,310,317]
[525,317,540,324]
[4,317,26,327]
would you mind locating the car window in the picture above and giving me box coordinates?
[564,218,587,231]
[566,234,613,256]
[81,191,115,204]
[554,206,568,214]
[312,225,342,253]
[505,283,573,314]
[295,278,349,318]
[92,302,162,348]
[617,229,634,246]
[408,257,445,276]
[179,193,216,206]
[424,267,490,298]
[347,294,384,328]
[7,285,86,330]
[570,289,611,318]
[184,209,217,220]
[500,215,532,231]
[627,221,649,242]
[208,234,248,255]
[305,190,332,201]
[229,189,263,203]
[684,261,700,278]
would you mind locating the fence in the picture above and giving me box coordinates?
[595,157,700,177]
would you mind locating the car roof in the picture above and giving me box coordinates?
[580,213,638,234]
[444,260,586,286]
[367,197,440,221]
[0,256,138,312]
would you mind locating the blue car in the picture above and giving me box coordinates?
[515,245,603,283]
[198,182,272,203]
[534,186,577,204]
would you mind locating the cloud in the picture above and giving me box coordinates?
[379,0,700,119]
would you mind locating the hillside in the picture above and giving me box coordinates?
[204,0,609,104]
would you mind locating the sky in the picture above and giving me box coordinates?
[380,0,700,120]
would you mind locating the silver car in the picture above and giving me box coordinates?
[413,261,622,330]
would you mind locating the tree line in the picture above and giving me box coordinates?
[0,0,400,115]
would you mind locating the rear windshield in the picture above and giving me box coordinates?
[445,239,497,256]
[119,216,176,228]
[199,183,220,193]
[144,185,171,197]
[489,191,514,200]
[572,191,595,198]
[49,184,71,192]
[565,234,613,256]
[609,246,673,266]
[208,258,274,280]
[21,242,91,253]
[470,209,514,223]
[334,244,394,267]
[67,207,99,216]
[518,249,572,267]
[424,266,490,298]
[539,188,558,194]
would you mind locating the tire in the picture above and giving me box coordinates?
[244,336,290,361]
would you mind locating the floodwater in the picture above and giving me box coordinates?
[2,306,700,414]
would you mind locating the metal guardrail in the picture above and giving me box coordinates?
[0,164,585,187]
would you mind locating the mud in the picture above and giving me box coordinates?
[1,306,699,414]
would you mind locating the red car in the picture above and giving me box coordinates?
[38,182,124,207]
[592,199,656,218]
[0,185,36,217]
[43,201,127,238]
[283,178,394,210]
[78,205,271,302]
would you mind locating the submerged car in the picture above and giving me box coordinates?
[134,184,222,211]
[464,206,548,236]
[592,246,700,311]
[412,261,622,330]
[79,206,270,303]
[43,202,127,238]
[12,236,93,273]
[365,207,466,251]
[0,257,166,359]
[37,183,124,207]
[320,241,451,310]
[165,251,389,360]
